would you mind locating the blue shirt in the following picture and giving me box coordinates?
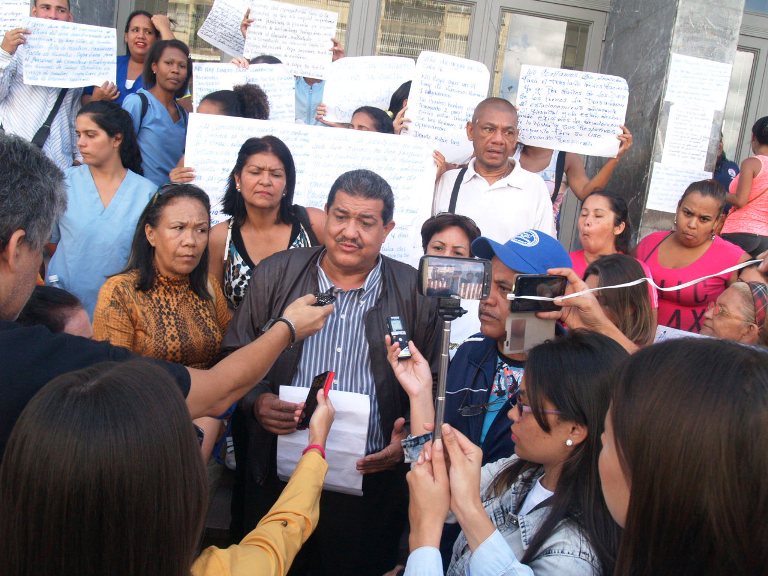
[290,254,386,453]
[84,55,144,104]
[48,165,157,317]
[405,532,527,576]
[295,77,324,125]
[123,88,187,186]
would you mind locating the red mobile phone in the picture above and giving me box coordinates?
[297,371,335,430]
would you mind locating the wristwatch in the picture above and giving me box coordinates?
[261,316,296,347]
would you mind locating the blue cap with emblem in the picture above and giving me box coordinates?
[471,230,571,274]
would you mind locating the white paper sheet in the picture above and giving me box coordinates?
[0,0,29,37]
[321,56,415,123]
[405,51,490,161]
[192,62,295,122]
[243,0,337,79]
[516,65,628,157]
[665,53,732,111]
[197,0,247,56]
[661,104,714,171]
[645,162,712,214]
[654,325,711,342]
[277,385,369,496]
[184,113,436,266]
[23,19,116,88]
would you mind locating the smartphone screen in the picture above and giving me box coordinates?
[509,274,567,313]
[297,371,335,430]
[417,255,491,300]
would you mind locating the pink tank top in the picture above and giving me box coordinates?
[722,155,768,235]
[635,231,745,333]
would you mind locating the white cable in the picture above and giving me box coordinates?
[507,259,763,303]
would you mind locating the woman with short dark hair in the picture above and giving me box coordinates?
[600,338,768,574]
[0,360,335,576]
[122,39,191,186]
[635,179,750,333]
[208,136,325,309]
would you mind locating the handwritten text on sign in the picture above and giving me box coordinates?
[24,19,116,88]
[184,114,436,266]
[516,65,628,157]
[405,51,490,164]
[243,0,337,79]
[321,56,414,123]
[192,62,295,122]
[0,0,29,37]
[197,0,247,56]
[646,162,712,214]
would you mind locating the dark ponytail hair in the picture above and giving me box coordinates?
[678,179,727,217]
[752,115,768,146]
[352,106,394,134]
[77,101,144,175]
[201,84,270,119]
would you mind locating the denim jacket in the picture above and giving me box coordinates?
[447,456,602,576]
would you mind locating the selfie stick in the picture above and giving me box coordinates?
[433,297,465,441]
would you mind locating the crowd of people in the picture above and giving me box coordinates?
[1,1,767,575]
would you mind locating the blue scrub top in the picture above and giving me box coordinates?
[123,88,187,187]
[83,55,145,105]
[48,165,157,317]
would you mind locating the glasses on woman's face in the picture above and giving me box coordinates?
[509,388,562,419]
[706,300,747,322]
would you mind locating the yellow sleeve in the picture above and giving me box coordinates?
[92,274,138,351]
[191,451,328,576]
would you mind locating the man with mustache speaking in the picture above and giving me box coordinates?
[223,169,440,576]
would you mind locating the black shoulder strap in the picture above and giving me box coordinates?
[292,204,319,245]
[448,166,469,214]
[138,92,149,128]
[642,232,673,263]
[30,88,68,149]
[552,150,566,204]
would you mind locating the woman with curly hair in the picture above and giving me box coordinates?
[47,100,156,317]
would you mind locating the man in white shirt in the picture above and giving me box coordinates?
[433,98,554,240]
[0,0,81,170]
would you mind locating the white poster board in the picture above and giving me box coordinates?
[0,0,29,37]
[516,65,628,157]
[277,386,369,496]
[184,114,436,266]
[23,19,116,88]
[665,54,732,112]
[243,0,337,79]
[405,51,490,164]
[645,162,712,214]
[192,62,295,122]
[321,56,414,123]
[661,104,714,171]
[197,0,247,56]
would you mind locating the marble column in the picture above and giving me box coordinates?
[585,0,745,242]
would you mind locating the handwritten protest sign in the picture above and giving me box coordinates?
[661,104,714,171]
[243,0,337,79]
[665,54,731,112]
[23,19,116,88]
[645,162,712,214]
[405,51,489,164]
[184,113,435,265]
[321,56,414,123]
[192,62,295,122]
[197,0,247,56]
[516,65,628,157]
[0,0,29,37]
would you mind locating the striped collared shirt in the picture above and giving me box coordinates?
[290,253,385,454]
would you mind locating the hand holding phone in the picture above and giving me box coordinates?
[509,274,567,313]
[297,371,335,429]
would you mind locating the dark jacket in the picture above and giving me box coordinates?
[443,334,518,465]
[222,246,440,485]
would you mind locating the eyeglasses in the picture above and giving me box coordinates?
[458,370,518,417]
[706,300,748,322]
[509,388,562,419]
